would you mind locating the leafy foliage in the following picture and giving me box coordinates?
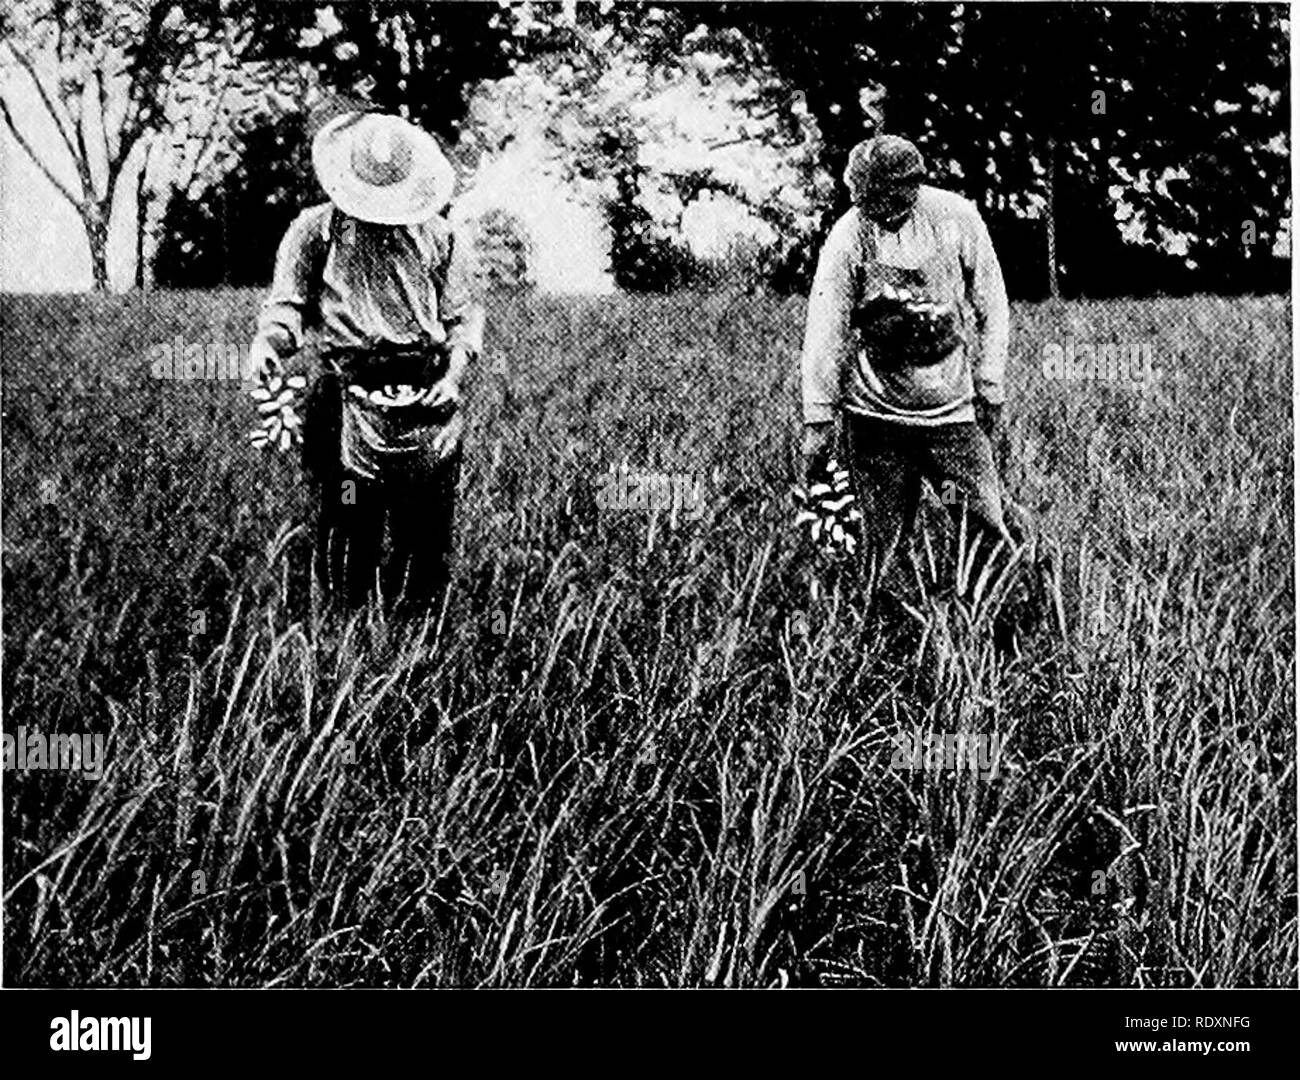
[154,110,319,288]
[723,2,1290,296]
[0,0,267,288]
[471,206,536,291]
[121,2,1291,296]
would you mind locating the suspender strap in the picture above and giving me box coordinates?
[312,206,450,385]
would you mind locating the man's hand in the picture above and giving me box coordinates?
[420,346,470,412]
[974,398,1002,439]
[244,340,282,385]
[974,398,1007,470]
[430,411,464,462]
[802,421,836,485]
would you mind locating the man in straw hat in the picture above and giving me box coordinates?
[248,107,484,610]
[799,133,1015,604]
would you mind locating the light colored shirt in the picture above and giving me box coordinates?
[801,187,1009,426]
[250,203,485,479]
[252,202,484,368]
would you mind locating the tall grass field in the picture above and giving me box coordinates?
[2,289,1294,986]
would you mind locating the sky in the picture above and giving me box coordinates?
[1,90,95,292]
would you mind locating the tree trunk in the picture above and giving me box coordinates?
[84,206,110,292]
[1045,135,1060,300]
[135,165,146,290]
[135,165,154,291]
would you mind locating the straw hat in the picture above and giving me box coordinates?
[311,111,456,226]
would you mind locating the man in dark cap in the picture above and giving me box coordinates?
[800,134,1012,602]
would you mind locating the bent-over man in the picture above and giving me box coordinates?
[249,109,484,610]
[800,134,1012,602]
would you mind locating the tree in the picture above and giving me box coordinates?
[471,207,535,290]
[720,2,1289,298]
[1110,3,1289,293]
[936,4,1118,299]
[470,2,830,290]
[0,0,262,290]
[135,4,302,289]
[244,0,516,145]
[124,2,1288,296]
[154,1,520,286]
[153,108,312,288]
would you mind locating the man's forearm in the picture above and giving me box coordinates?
[801,217,854,427]
[974,397,1008,473]
[445,343,471,386]
[973,352,1007,405]
[446,302,485,359]
[967,211,1009,404]
[802,420,835,481]
[250,208,323,378]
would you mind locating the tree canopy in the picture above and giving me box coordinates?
[15,1,1285,296]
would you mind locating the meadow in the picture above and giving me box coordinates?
[1,288,1294,986]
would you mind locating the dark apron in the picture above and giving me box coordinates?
[297,209,459,483]
[849,219,966,375]
[301,344,454,482]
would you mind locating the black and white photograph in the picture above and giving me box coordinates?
[0,0,1294,1048]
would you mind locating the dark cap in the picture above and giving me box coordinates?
[843,135,925,202]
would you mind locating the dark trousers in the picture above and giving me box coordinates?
[302,372,460,611]
[843,413,1012,602]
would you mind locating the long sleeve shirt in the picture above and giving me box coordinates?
[801,187,1009,426]
[251,203,485,479]
[251,202,484,369]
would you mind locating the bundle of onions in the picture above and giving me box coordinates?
[792,460,862,554]
[248,371,307,451]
